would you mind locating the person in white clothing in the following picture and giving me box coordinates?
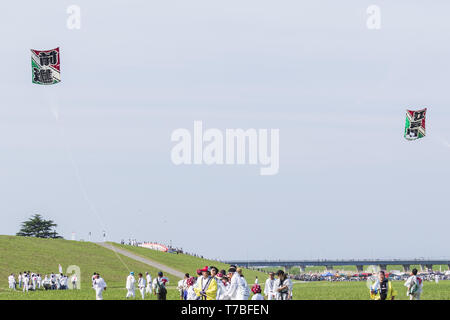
[273,270,293,300]
[145,272,152,295]
[31,274,37,290]
[93,274,107,300]
[137,273,146,300]
[177,273,189,300]
[236,268,250,300]
[186,277,198,300]
[404,268,423,300]
[8,274,16,290]
[264,272,276,300]
[18,273,22,288]
[37,274,42,289]
[126,272,136,299]
[23,274,29,292]
[226,267,240,300]
[42,275,51,290]
[251,283,265,300]
[215,271,229,300]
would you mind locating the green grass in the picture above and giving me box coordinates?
[0,235,179,300]
[291,280,450,300]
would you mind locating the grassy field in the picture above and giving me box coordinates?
[291,280,450,300]
[1,235,449,300]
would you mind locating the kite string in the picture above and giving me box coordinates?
[49,93,131,273]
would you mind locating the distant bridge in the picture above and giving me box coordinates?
[224,259,450,272]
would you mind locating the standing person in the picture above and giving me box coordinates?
[37,274,42,289]
[23,273,29,293]
[50,273,56,290]
[186,277,198,300]
[153,271,168,300]
[91,272,97,288]
[370,271,397,300]
[71,274,78,289]
[31,273,37,290]
[215,271,228,300]
[177,273,189,300]
[404,268,423,300]
[93,274,107,300]
[138,273,146,300]
[18,272,22,289]
[8,274,16,290]
[126,272,136,299]
[264,272,276,300]
[236,268,250,300]
[145,272,152,296]
[226,267,240,300]
[210,267,219,279]
[251,283,264,300]
[42,275,51,290]
[274,270,293,300]
[194,266,217,300]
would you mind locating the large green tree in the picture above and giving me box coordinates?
[16,214,63,239]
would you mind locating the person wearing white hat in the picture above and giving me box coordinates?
[126,272,136,298]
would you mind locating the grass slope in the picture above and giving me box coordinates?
[0,235,180,300]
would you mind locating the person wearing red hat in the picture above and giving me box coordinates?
[194,266,217,300]
[251,283,264,300]
[186,277,198,300]
[215,271,229,300]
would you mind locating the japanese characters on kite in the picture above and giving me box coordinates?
[404,108,427,141]
[31,48,60,85]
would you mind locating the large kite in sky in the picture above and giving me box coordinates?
[404,108,426,141]
[31,47,60,85]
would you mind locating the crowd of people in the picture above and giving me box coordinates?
[292,271,448,282]
[109,265,294,301]
[175,266,293,300]
[7,265,436,301]
[7,271,78,291]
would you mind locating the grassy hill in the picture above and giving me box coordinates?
[0,235,180,300]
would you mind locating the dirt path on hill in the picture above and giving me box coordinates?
[96,242,184,279]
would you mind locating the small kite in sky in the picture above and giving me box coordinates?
[404,108,427,141]
[31,47,60,85]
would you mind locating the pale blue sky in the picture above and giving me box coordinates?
[1,1,450,260]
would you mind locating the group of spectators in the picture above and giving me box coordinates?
[292,271,449,282]
[7,271,78,292]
